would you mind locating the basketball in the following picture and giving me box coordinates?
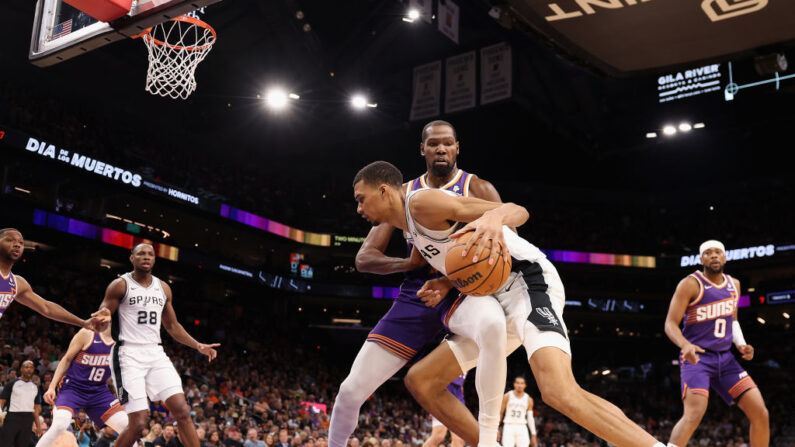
[445,231,512,296]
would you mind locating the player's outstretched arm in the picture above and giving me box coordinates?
[44,329,93,406]
[160,282,220,362]
[13,275,105,330]
[355,223,427,274]
[665,277,704,364]
[410,189,528,228]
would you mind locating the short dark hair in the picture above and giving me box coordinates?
[514,376,526,382]
[353,161,403,189]
[132,242,154,254]
[421,120,457,142]
[0,228,21,237]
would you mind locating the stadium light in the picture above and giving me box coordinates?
[693,122,705,129]
[265,89,288,109]
[756,317,766,325]
[662,125,677,136]
[264,88,299,110]
[601,369,611,375]
[646,132,657,139]
[403,8,420,22]
[783,312,790,319]
[351,94,368,110]
[679,122,692,132]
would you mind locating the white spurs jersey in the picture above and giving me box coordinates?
[503,391,530,425]
[116,272,167,345]
[404,188,546,277]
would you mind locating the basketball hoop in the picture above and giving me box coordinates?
[135,15,216,99]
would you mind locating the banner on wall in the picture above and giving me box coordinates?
[480,43,512,104]
[410,60,442,121]
[437,0,460,43]
[445,51,476,113]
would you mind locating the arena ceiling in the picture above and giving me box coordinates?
[1,0,794,191]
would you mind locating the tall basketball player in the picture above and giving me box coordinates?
[36,325,128,447]
[0,228,109,329]
[352,161,666,447]
[423,372,466,447]
[665,240,769,447]
[98,243,220,447]
[329,121,502,447]
[499,377,537,447]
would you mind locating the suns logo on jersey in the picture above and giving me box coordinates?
[0,293,14,308]
[76,353,111,367]
[694,298,735,322]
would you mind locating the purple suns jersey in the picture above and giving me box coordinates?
[0,272,17,320]
[400,170,475,300]
[682,271,739,352]
[61,332,114,391]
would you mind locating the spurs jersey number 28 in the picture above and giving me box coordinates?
[115,273,167,344]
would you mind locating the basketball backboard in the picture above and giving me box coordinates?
[30,0,221,66]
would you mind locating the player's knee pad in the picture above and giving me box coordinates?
[50,409,73,432]
[105,412,129,434]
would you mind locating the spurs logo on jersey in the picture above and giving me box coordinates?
[503,391,530,424]
[116,272,167,344]
[404,188,546,277]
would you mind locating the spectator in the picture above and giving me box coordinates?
[95,426,118,447]
[245,428,268,447]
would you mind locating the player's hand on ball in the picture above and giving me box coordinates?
[418,278,453,307]
[197,343,220,362]
[738,344,754,361]
[451,210,509,265]
[43,388,56,406]
[682,343,705,364]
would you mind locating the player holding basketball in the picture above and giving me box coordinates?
[98,243,220,447]
[329,121,503,447]
[423,372,466,447]
[499,377,537,447]
[352,161,666,447]
[0,228,109,328]
[36,325,128,447]
[664,240,769,447]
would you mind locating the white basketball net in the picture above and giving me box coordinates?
[139,15,216,100]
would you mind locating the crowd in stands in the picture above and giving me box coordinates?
[1,252,793,447]
[2,82,793,256]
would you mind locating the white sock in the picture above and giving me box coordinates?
[328,342,407,447]
[447,297,508,447]
[105,411,129,434]
[36,408,73,447]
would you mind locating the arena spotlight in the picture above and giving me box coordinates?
[662,125,677,136]
[601,369,611,376]
[265,88,288,109]
[351,94,368,109]
[679,123,692,132]
[646,132,657,139]
[783,312,790,319]
[407,8,420,20]
[693,122,705,129]
[756,317,766,325]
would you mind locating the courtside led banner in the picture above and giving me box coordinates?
[505,0,795,75]
[680,244,778,267]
